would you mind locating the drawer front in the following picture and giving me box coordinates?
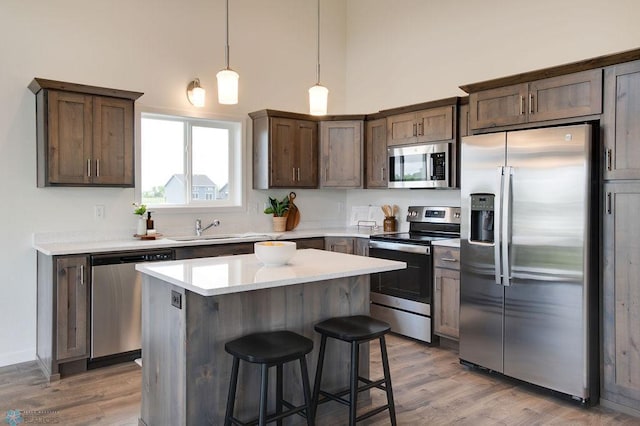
[434,246,460,270]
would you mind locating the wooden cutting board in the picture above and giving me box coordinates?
[286,192,300,231]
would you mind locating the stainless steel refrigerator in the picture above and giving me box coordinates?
[459,124,599,404]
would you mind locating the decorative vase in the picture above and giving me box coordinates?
[272,216,287,232]
[383,217,397,232]
[136,217,147,236]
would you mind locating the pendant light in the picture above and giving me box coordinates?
[216,0,239,104]
[309,0,328,116]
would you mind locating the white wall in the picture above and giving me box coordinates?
[0,0,348,367]
[2,0,640,367]
[344,0,640,224]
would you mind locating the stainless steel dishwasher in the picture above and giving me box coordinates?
[90,249,174,361]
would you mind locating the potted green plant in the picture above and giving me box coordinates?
[263,196,290,232]
[133,203,147,236]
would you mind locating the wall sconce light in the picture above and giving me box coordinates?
[309,0,328,115]
[187,78,206,107]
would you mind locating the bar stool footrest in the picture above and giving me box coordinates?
[229,401,310,426]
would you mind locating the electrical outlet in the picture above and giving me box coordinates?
[171,290,182,309]
[94,205,105,220]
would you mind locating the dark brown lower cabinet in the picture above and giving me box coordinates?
[602,183,640,412]
[433,246,460,340]
[37,253,90,381]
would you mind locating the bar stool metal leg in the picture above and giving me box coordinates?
[380,335,397,426]
[349,341,360,426]
[224,357,240,426]
[311,334,327,419]
[259,364,269,426]
[300,357,315,426]
[276,364,283,426]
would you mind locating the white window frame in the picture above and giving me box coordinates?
[135,106,245,212]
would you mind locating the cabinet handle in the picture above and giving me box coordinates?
[79,264,85,286]
[606,192,612,215]
[441,257,457,262]
[96,159,100,177]
[606,149,612,171]
[87,159,91,177]
[519,96,525,115]
[417,122,423,136]
[381,167,385,181]
[413,123,417,137]
[297,168,300,181]
[292,167,296,182]
[529,93,534,114]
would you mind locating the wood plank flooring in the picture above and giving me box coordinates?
[0,334,638,425]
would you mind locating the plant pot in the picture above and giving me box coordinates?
[136,217,147,236]
[272,216,287,232]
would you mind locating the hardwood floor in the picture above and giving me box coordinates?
[1,335,637,425]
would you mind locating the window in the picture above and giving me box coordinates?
[140,112,242,209]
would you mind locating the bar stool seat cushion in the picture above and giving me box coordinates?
[314,315,391,342]
[225,330,313,364]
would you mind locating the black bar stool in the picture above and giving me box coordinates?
[224,330,315,426]
[311,315,397,425]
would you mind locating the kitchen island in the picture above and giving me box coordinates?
[136,248,405,426]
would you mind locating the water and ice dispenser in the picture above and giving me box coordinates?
[470,194,495,244]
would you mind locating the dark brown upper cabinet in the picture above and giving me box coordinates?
[603,60,640,180]
[386,105,454,146]
[466,69,603,131]
[251,110,318,189]
[29,78,143,187]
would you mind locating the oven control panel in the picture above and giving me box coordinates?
[407,206,461,223]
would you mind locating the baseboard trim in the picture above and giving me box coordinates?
[0,349,35,368]
[600,398,640,419]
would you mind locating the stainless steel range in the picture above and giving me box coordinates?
[369,206,460,343]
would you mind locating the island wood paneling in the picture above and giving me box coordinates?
[141,274,370,426]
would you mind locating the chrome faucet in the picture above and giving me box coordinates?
[195,218,221,236]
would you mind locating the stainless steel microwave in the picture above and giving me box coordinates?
[388,142,451,189]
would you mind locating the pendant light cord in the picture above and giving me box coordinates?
[225,0,230,70]
[316,0,320,85]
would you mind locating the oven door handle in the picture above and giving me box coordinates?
[369,240,431,255]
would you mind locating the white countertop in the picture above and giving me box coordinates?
[33,227,388,256]
[136,248,406,297]
[432,238,460,248]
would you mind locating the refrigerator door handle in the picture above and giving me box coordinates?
[502,166,513,286]
[494,166,504,285]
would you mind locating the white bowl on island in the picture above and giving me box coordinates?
[254,241,297,266]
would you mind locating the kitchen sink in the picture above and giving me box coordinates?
[167,233,274,242]
[168,234,241,242]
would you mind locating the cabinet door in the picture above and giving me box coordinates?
[433,267,460,340]
[47,91,93,185]
[416,106,454,143]
[458,102,470,138]
[386,112,417,146]
[56,256,89,361]
[269,117,298,187]
[320,121,363,188]
[296,120,319,187]
[354,238,369,256]
[325,237,355,254]
[365,118,388,188]
[529,69,602,123]
[92,97,134,186]
[469,83,528,130]
[602,183,640,409]
[604,61,640,180]
[292,238,325,250]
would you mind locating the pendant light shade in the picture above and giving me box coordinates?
[217,68,239,104]
[217,0,238,105]
[309,0,328,115]
[309,84,328,116]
